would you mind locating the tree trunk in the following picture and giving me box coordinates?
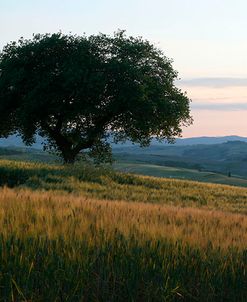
[41,121,96,164]
[62,149,78,164]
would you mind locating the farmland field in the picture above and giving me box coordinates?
[0,159,246,301]
[114,162,247,187]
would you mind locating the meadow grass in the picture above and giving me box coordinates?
[1,159,247,214]
[114,161,247,187]
[0,160,247,300]
[0,188,247,301]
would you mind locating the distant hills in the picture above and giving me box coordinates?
[168,135,247,145]
[112,135,247,148]
[0,135,44,149]
[1,134,247,149]
[113,140,247,178]
[2,134,247,183]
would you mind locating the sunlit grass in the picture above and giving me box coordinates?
[0,159,247,300]
[1,159,247,214]
[1,187,247,250]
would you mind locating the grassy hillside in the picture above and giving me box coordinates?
[0,159,247,300]
[1,159,247,213]
[3,145,247,189]
[113,140,247,178]
[0,147,57,163]
[114,162,247,188]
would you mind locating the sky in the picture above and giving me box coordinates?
[1,0,247,137]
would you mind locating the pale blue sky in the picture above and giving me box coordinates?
[1,0,247,136]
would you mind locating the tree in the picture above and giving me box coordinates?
[0,31,192,163]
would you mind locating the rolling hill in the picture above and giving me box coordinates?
[3,135,247,187]
[113,140,247,179]
[0,159,246,300]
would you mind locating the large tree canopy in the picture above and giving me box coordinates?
[0,31,192,163]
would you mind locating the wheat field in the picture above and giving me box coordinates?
[0,160,246,301]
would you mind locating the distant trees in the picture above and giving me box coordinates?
[0,31,192,163]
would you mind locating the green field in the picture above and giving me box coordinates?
[113,140,247,179]
[0,159,246,301]
[3,145,247,190]
[114,162,247,187]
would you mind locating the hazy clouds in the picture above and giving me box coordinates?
[191,102,247,111]
[178,77,247,88]
[177,77,247,111]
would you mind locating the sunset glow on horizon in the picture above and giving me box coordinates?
[178,79,247,137]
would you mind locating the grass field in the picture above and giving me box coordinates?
[3,145,247,188]
[114,162,247,188]
[0,159,247,301]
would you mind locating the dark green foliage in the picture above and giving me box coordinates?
[0,234,246,301]
[0,31,192,163]
[0,166,29,187]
